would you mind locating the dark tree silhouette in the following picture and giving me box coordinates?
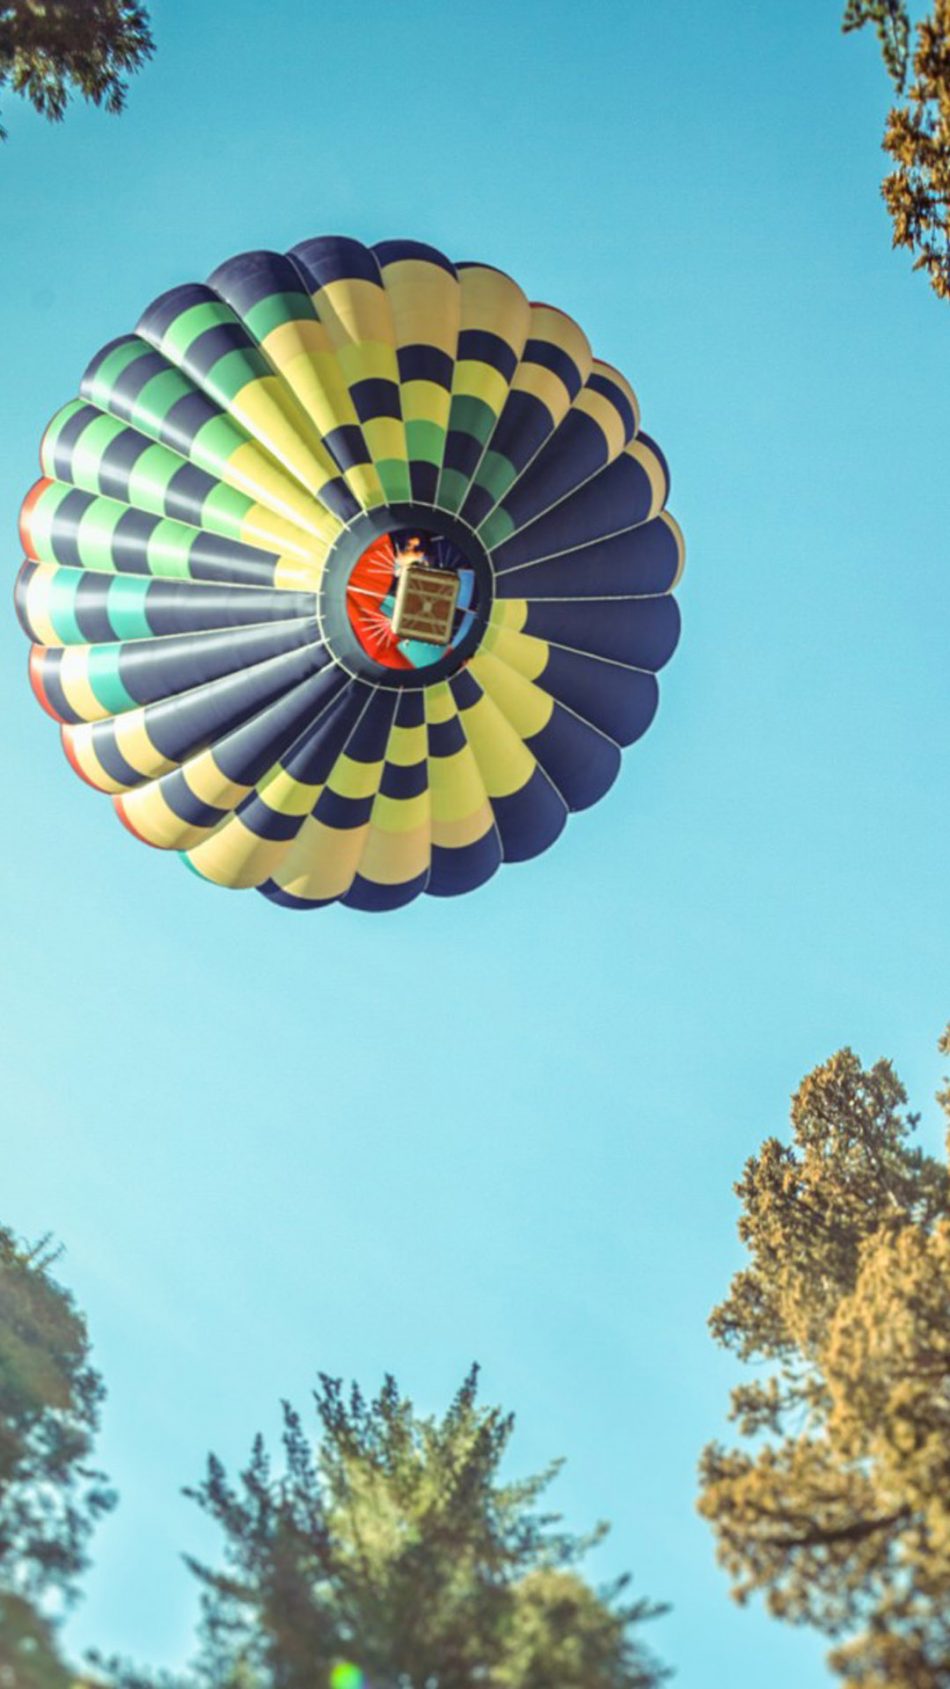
[0,1,153,140]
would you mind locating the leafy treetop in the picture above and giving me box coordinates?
[843,1,950,299]
[0,1,153,140]
[843,0,913,89]
[0,1227,113,1605]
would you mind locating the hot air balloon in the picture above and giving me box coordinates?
[14,237,685,911]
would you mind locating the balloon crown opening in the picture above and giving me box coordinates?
[334,517,477,675]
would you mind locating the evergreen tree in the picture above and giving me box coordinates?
[0,1,153,140]
[699,1030,950,1688]
[175,1366,666,1689]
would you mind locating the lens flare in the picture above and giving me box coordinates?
[329,1665,364,1689]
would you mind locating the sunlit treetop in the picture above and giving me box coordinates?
[700,1030,950,1689]
[844,0,950,301]
[843,0,913,89]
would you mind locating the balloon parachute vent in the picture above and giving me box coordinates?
[14,233,686,913]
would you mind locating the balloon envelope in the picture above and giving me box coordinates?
[15,236,685,911]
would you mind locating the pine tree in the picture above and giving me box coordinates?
[175,1366,666,1689]
[699,1030,950,1688]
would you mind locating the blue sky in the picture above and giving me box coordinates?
[1,1,948,1684]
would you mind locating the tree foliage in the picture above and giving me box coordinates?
[174,1366,666,1689]
[0,1591,73,1689]
[699,1032,950,1688]
[0,1,153,140]
[843,1,912,90]
[881,0,950,298]
[0,1227,113,1605]
[844,1,950,300]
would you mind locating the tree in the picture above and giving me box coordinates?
[0,1226,114,1685]
[843,1,950,300]
[0,1,154,141]
[0,1227,113,1602]
[698,1031,950,1688]
[880,0,950,298]
[0,1591,73,1689]
[843,1,912,90]
[172,1366,666,1689]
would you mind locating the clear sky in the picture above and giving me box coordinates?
[1,2,948,1684]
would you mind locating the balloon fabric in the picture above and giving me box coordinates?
[14,236,685,912]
